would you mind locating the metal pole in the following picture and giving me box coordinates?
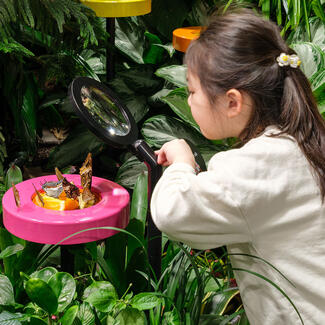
[132,140,162,279]
[106,17,115,81]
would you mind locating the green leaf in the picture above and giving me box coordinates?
[114,308,147,325]
[115,156,147,189]
[48,272,76,312]
[140,115,213,149]
[108,78,149,123]
[161,88,200,132]
[0,275,15,306]
[292,42,325,79]
[4,165,22,190]
[205,289,240,315]
[115,17,145,64]
[47,125,105,169]
[25,278,58,314]
[116,65,162,95]
[0,244,24,259]
[155,65,187,88]
[0,311,24,325]
[130,172,148,224]
[29,267,58,284]
[75,302,95,325]
[162,309,181,325]
[143,32,164,65]
[130,293,161,311]
[83,281,118,313]
[60,305,79,325]
[154,44,175,58]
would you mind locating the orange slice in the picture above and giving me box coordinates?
[33,192,79,211]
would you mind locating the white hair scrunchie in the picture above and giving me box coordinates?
[276,53,301,68]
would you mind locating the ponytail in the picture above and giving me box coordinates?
[279,69,325,200]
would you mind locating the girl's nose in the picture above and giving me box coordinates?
[187,94,192,107]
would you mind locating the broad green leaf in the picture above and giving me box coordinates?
[0,275,15,306]
[130,293,161,311]
[109,78,149,123]
[29,267,58,284]
[0,311,24,325]
[143,32,164,65]
[148,88,172,108]
[140,115,213,148]
[47,125,105,169]
[155,44,175,58]
[114,308,147,325]
[115,156,147,189]
[0,244,24,259]
[48,272,76,312]
[66,53,100,81]
[205,289,240,315]
[25,278,58,314]
[155,65,187,88]
[75,302,95,325]
[127,173,148,262]
[162,308,181,325]
[116,17,145,64]
[161,87,200,132]
[130,172,148,224]
[116,65,162,95]
[83,281,118,313]
[4,165,23,190]
[292,42,325,79]
[60,305,79,325]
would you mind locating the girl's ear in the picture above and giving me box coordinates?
[225,89,243,118]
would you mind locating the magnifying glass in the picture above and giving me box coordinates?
[69,76,206,277]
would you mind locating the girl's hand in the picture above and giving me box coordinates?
[155,139,196,168]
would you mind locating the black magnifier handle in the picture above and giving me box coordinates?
[131,140,162,279]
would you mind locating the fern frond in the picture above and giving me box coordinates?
[0,0,104,56]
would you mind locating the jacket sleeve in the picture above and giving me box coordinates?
[150,162,251,250]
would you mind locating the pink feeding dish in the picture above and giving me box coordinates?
[2,174,129,245]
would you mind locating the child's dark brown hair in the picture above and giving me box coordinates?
[185,9,325,201]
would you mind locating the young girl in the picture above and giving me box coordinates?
[150,9,325,324]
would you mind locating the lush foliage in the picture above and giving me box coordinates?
[0,0,324,324]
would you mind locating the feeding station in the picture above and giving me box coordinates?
[2,174,129,273]
[172,26,204,53]
[80,0,151,80]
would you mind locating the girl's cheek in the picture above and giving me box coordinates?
[187,94,192,107]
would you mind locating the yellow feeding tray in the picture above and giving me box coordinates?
[172,26,204,53]
[81,0,151,17]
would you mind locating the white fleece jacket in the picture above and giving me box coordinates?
[150,126,325,325]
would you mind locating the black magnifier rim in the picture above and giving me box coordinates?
[69,76,138,148]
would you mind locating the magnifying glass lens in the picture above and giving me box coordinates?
[81,85,130,136]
